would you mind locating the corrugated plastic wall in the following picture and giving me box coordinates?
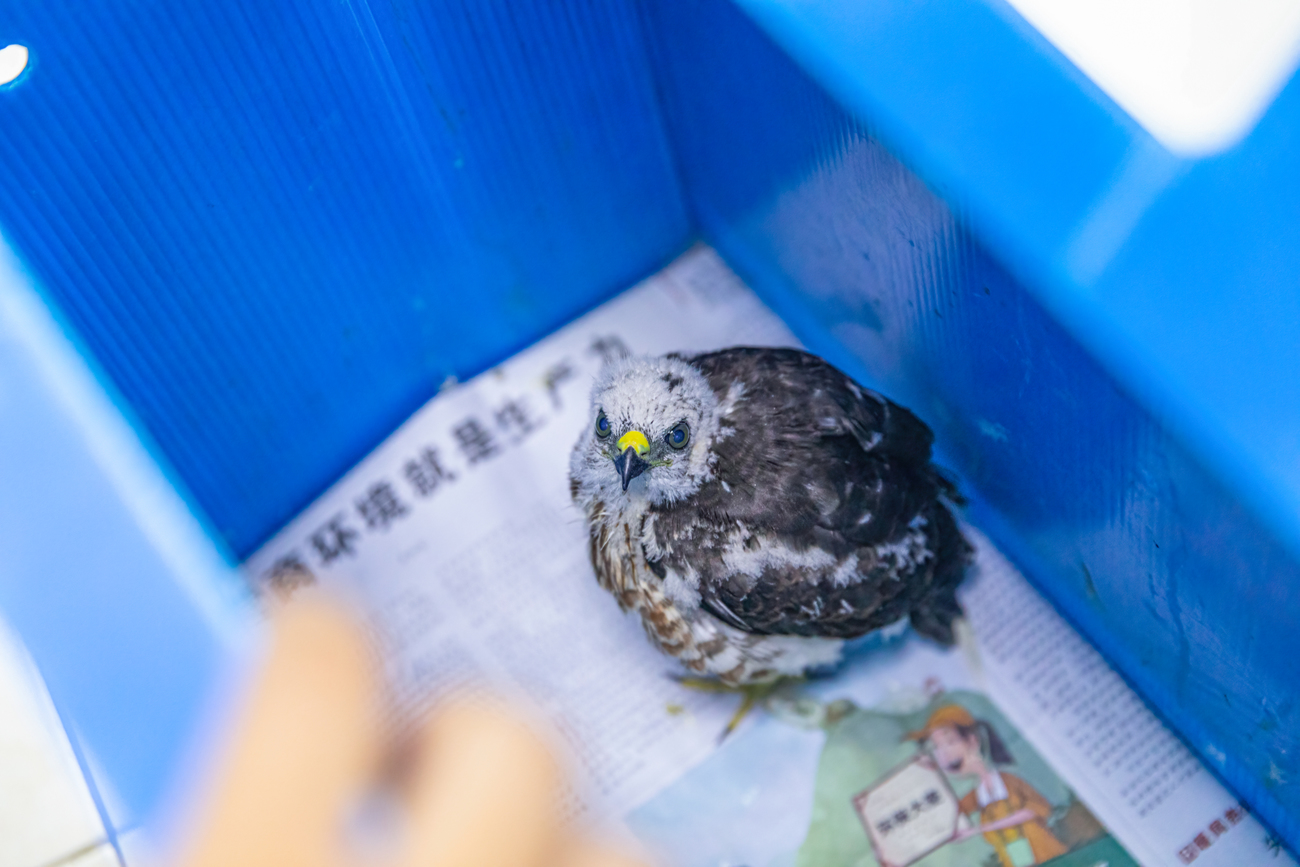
[0,1,689,557]
[1,0,1295,848]
[640,0,1299,847]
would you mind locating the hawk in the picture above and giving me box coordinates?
[569,347,972,688]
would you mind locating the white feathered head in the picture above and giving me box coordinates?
[569,355,728,507]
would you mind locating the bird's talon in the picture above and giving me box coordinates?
[719,690,758,742]
[669,674,735,693]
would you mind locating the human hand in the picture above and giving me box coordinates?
[170,593,645,867]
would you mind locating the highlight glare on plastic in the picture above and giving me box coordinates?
[0,45,29,86]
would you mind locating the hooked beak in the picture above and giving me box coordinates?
[613,447,650,491]
[613,430,652,491]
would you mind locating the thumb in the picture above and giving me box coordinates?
[175,593,382,867]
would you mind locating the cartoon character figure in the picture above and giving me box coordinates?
[906,705,1068,867]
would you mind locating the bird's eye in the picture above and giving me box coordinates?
[666,422,690,450]
[595,412,612,438]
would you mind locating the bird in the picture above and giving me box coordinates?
[568,347,972,709]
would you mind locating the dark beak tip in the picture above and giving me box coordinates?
[613,445,650,491]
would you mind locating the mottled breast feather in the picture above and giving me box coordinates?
[649,347,971,643]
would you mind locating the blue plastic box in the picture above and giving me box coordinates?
[0,0,1297,849]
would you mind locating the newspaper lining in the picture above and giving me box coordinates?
[246,246,1288,867]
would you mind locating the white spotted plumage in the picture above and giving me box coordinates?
[569,348,971,685]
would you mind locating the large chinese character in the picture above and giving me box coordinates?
[1225,806,1246,825]
[1194,833,1212,851]
[542,358,575,409]
[355,481,409,531]
[587,334,630,365]
[495,395,542,438]
[1209,819,1227,838]
[1178,844,1199,864]
[404,447,456,497]
[309,515,361,564]
[258,552,315,600]
[453,417,501,464]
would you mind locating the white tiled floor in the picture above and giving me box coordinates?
[60,845,120,867]
[0,618,112,867]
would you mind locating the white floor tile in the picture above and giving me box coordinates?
[0,619,105,867]
[58,843,120,867]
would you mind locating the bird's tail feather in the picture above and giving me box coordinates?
[909,502,972,645]
[931,466,967,506]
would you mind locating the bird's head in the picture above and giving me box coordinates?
[570,355,723,506]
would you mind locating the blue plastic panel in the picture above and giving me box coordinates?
[641,0,1300,849]
[1,0,1296,850]
[729,0,1300,578]
[0,240,246,821]
[0,0,689,557]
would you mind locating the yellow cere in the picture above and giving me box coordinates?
[617,429,651,456]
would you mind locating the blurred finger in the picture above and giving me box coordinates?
[397,700,564,867]
[176,593,381,867]
[553,836,654,867]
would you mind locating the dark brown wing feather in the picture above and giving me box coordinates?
[649,348,971,643]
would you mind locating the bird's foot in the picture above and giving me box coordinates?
[670,675,738,694]
[720,684,761,742]
[669,674,799,741]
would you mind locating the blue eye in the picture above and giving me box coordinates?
[595,412,611,438]
[666,422,690,450]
